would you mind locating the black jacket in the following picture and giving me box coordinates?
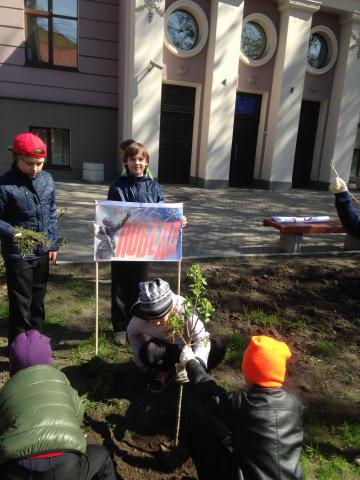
[186,360,304,480]
[0,166,59,262]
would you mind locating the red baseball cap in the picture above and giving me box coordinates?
[12,133,47,159]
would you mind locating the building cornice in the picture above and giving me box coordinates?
[278,0,321,14]
[339,12,360,25]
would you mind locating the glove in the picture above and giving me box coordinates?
[180,345,196,366]
[330,177,347,194]
[175,363,189,384]
[92,223,100,235]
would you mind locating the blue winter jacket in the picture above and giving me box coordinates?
[335,191,360,239]
[107,173,164,203]
[0,166,59,262]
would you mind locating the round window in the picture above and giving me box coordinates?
[306,26,338,75]
[239,13,277,67]
[164,1,209,58]
[241,22,266,60]
[167,9,199,51]
[308,33,328,69]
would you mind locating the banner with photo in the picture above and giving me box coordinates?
[94,201,183,262]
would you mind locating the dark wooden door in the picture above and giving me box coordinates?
[229,93,262,187]
[292,100,320,188]
[158,84,195,183]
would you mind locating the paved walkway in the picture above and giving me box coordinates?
[56,181,350,262]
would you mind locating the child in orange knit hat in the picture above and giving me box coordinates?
[180,335,304,480]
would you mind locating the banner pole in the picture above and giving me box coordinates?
[95,261,99,356]
[177,260,181,295]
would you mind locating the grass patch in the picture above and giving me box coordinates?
[225,333,248,367]
[70,333,121,364]
[301,422,360,479]
[314,340,335,359]
[45,311,65,326]
[244,307,281,328]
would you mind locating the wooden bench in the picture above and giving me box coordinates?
[263,218,360,253]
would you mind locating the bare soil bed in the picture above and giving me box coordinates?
[0,255,359,479]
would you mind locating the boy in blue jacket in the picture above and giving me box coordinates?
[0,133,60,345]
[107,142,164,345]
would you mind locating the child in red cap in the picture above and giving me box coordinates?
[0,133,60,346]
[180,335,304,480]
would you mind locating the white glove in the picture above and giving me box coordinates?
[92,223,100,235]
[13,232,22,238]
[180,345,196,366]
[175,364,189,384]
[330,177,347,194]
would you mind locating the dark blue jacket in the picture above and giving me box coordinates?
[335,191,360,239]
[0,166,59,262]
[107,174,164,203]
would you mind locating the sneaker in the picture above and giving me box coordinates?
[354,454,360,467]
[148,371,173,393]
[113,331,127,346]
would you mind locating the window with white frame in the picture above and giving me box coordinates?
[164,1,208,58]
[240,13,277,67]
[30,127,71,168]
[306,26,338,75]
[25,0,78,69]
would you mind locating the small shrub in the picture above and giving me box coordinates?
[314,340,335,359]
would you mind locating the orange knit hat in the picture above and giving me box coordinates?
[242,336,292,387]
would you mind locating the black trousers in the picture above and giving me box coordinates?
[1,445,118,480]
[187,426,239,480]
[139,336,226,372]
[5,255,49,345]
[110,261,149,331]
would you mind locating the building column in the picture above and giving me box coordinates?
[318,14,360,186]
[118,0,165,177]
[260,0,319,191]
[198,0,244,188]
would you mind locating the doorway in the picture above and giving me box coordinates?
[292,100,320,188]
[158,84,195,183]
[229,92,262,187]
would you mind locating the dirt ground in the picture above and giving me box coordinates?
[1,255,360,479]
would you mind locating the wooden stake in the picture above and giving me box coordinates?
[177,260,181,295]
[95,261,99,356]
[175,382,183,448]
[174,259,183,448]
[330,159,360,205]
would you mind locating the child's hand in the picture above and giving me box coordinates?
[330,177,347,194]
[49,251,57,264]
[180,345,196,366]
[182,216,187,228]
[92,223,100,235]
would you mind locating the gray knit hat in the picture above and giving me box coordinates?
[131,278,173,319]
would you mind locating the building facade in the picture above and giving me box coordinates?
[1,0,360,190]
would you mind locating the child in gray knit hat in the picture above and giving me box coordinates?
[127,278,225,393]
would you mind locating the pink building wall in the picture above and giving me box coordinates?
[0,0,118,107]
[303,11,340,100]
